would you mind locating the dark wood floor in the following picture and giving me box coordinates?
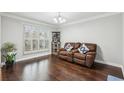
[0,55,123,81]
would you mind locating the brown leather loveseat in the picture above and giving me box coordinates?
[58,42,97,67]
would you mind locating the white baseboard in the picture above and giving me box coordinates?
[0,53,51,68]
[16,53,51,62]
[95,60,124,77]
[95,60,122,68]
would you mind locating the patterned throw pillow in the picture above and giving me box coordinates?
[78,44,89,54]
[64,43,73,52]
[78,47,85,54]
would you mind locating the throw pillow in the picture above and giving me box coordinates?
[64,43,73,52]
[82,44,89,53]
[78,44,89,54]
[78,47,85,54]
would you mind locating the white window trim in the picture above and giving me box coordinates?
[23,24,49,55]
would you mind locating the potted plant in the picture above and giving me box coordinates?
[1,42,17,67]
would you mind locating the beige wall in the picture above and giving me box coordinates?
[60,14,123,67]
[1,16,54,61]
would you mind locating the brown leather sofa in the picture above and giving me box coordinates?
[58,42,80,62]
[58,42,97,67]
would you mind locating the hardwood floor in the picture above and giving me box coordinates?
[0,55,123,81]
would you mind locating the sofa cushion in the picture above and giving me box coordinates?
[74,53,86,60]
[84,43,96,52]
[74,42,81,49]
[59,51,73,57]
[73,58,85,65]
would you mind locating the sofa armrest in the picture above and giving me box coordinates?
[57,48,66,55]
[86,52,96,55]
[85,52,96,67]
[58,48,66,51]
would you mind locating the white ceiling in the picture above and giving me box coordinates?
[8,12,109,25]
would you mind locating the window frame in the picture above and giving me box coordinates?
[23,24,49,54]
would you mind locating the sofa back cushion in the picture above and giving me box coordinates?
[82,43,97,52]
[64,42,96,52]
[74,42,81,49]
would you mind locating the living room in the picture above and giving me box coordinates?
[0,12,124,81]
[1,0,124,93]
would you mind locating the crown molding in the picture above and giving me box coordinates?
[60,12,121,27]
[0,12,57,28]
[0,12,121,29]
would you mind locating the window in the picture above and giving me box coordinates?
[23,24,49,54]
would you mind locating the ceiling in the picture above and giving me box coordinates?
[8,12,110,25]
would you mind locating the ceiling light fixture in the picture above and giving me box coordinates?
[53,12,66,24]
